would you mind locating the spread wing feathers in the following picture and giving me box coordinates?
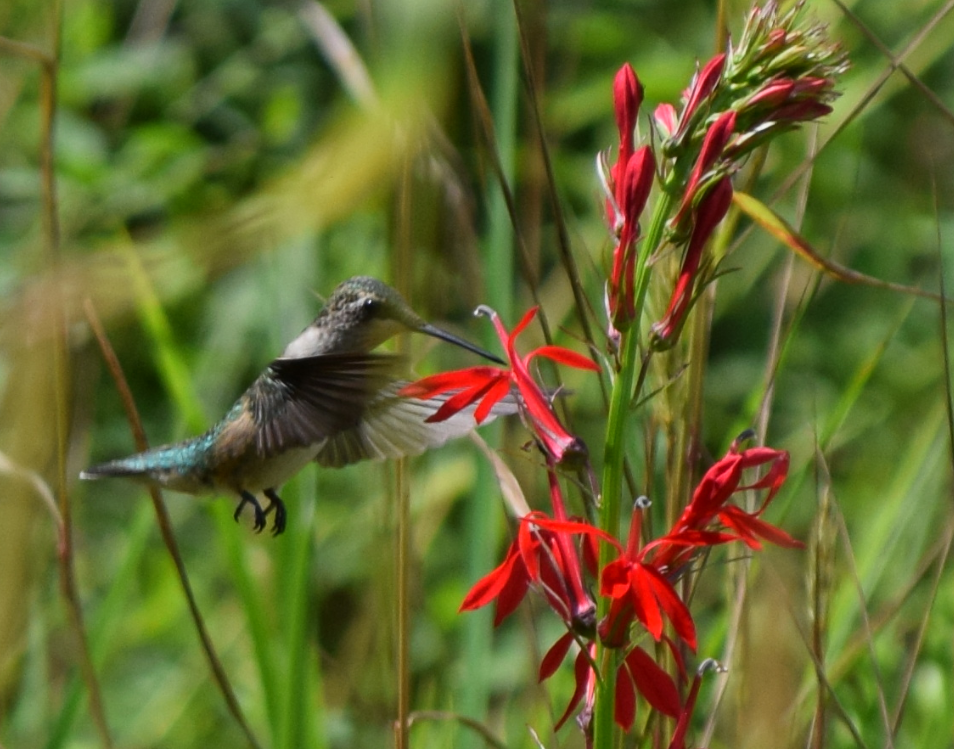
[314,381,520,468]
[249,353,400,456]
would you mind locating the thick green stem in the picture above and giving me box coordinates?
[593,191,673,749]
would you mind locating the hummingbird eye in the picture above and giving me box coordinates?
[361,297,381,319]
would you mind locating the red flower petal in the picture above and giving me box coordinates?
[720,506,804,549]
[624,646,681,718]
[614,656,638,730]
[527,515,622,549]
[527,345,601,372]
[426,379,499,423]
[509,306,539,342]
[399,367,502,398]
[554,646,593,730]
[459,543,522,613]
[493,559,532,626]
[539,631,575,681]
[473,377,513,424]
[631,565,664,640]
[642,565,697,650]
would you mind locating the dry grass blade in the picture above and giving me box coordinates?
[404,710,508,749]
[0,450,62,535]
[734,191,951,304]
[773,0,954,204]
[890,208,954,737]
[938,196,954,475]
[833,0,954,128]
[889,518,954,739]
[11,11,118,745]
[299,1,377,109]
[835,512,893,747]
[511,1,600,360]
[457,10,550,327]
[82,299,264,749]
[468,431,530,517]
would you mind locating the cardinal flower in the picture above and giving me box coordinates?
[400,306,600,465]
[459,466,601,632]
[646,432,801,573]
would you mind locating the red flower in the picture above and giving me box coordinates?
[601,63,655,331]
[459,510,600,630]
[646,433,801,573]
[670,53,726,143]
[668,659,723,749]
[598,499,698,650]
[400,306,599,464]
[651,175,734,348]
[609,146,656,328]
[612,63,642,184]
[540,635,681,732]
[671,109,737,231]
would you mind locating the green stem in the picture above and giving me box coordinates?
[460,4,517,746]
[593,191,674,749]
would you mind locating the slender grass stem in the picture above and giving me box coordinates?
[458,4,517,747]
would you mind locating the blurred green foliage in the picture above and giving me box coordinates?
[1,0,953,747]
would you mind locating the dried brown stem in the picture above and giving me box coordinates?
[82,300,264,749]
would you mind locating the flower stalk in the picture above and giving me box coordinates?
[399,2,845,746]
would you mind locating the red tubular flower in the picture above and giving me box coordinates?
[609,146,656,328]
[646,433,801,573]
[400,306,600,464]
[606,63,643,226]
[512,506,690,731]
[651,176,734,348]
[598,500,697,650]
[459,510,597,629]
[604,63,643,233]
[668,659,723,749]
[613,63,642,178]
[602,63,654,331]
[671,109,737,230]
[541,634,681,732]
[671,53,726,142]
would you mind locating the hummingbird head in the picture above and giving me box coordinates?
[281,276,504,363]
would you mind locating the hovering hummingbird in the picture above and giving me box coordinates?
[81,276,507,536]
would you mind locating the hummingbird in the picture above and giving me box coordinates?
[81,276,508,536]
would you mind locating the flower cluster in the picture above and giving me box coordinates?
[599,0,847,350]
[403,305,799,737]
[461,429,796,736]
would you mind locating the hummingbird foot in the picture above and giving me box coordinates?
[235,491,268,533]
[263,488,287,536]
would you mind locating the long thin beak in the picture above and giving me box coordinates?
[419,323,506,365]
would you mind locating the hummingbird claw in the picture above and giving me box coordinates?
[264,488,287,536]
[236,490,267,533]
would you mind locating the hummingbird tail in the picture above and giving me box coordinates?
[80,458,152,480]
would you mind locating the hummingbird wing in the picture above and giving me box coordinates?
[313,381,519,468]
[248,352,400,456]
